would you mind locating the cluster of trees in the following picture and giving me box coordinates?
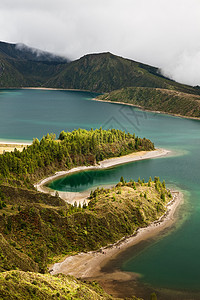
[118,175,172,201]
[0,128,154,180]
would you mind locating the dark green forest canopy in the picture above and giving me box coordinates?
[0,128,154,182]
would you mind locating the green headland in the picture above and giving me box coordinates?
[0,128,174,299]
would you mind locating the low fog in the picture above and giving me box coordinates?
[0,0,200,86]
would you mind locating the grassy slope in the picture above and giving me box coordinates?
[97,87,200,118]
[0,178,171,274]
[0,270,122,300]
[0,184,67,273]
[0,234,38,273]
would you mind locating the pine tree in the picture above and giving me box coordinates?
[120,176,125,185]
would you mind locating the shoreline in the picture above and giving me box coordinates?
[0,141,31,145]
[35,148,170,205]
[1,87,200,120]
[0,87,92,92]
[93,97,200,121]
[50,190,183,284]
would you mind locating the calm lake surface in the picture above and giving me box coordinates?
[1,89,200,295]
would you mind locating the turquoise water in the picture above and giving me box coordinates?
[0,89,98,142]
[1,89,200,294]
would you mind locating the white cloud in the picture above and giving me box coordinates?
[0,0,200,85]
[162,50,200,86]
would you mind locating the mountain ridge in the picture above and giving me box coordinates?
[45,51,200,94]
[0,41,199,95]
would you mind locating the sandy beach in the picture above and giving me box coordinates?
[35,148,170,205]
[20,87,90,92]
[0,142,31,154]
[50,190,183,292]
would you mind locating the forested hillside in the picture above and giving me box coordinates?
[0,41,68,87]
[45,52,199,94]
[97,87,200,118]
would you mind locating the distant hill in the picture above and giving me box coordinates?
[97,87,200,118]
[45,52,199,95]
[0,41,69,87]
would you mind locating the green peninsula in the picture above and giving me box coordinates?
[0,128,171,300]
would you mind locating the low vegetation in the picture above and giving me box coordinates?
[97,87,200,118]
[0,176,171,274]
[0,270,118,300]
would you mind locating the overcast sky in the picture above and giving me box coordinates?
[0,0,200,86]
